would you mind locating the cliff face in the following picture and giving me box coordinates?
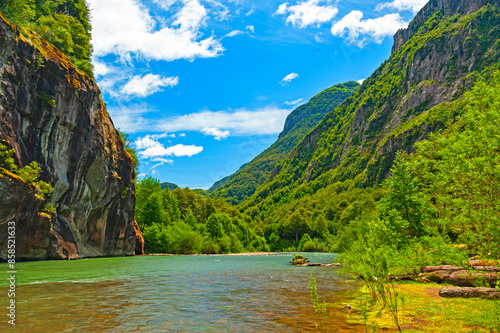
[392,0,499,53]
[0,15,140,260]
[241,0,500,211]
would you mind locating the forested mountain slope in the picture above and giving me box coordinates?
[241,0,500,218]
[209,81,359,204]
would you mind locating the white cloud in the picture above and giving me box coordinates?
[93,60,112,78]
[135,135,164,150]
[179,133,186,137]
[151,157,174,169]
[357,79,365,84]
[140,143,204,158]
[245,25,255,33]
[285,98,304,106]
[174,0,207,30]
[107,104,152,133]
[152,157,174,164]
[201,127,230,140]
[225,30,243,38]
[110,106,293,136]
[331,11,407,47]
[376,0,427,13]
[152,0,177,10]
[155,108,292,135]
[280,72,299,85]
[120,74,179,98]
[275,0,338,28]
[88,0,224,62]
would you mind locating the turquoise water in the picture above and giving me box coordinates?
[0,253,364,332]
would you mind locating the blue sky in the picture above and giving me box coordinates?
[87,0,427,189]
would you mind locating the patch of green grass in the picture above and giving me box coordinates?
[340,282,500,332]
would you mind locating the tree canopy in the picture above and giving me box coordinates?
[0,0,94,77]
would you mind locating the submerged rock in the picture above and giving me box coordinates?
[0,14,142,260]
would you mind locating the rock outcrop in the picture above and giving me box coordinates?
[0,14,142,260]
[246,0,500,203]
[411,264,499,287]
[392,0,500,53]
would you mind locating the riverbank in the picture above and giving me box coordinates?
[337,281,500,332]
[143,252,284,256]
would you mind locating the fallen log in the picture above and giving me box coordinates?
[469,260,500,267]
[472,266,500,272]
[439,287,500,300]
[295,262,343,267]
[420,265,463,273]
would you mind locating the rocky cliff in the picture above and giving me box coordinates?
[241,0,500,212]
[0,14,142,260]
[392,0,499,53]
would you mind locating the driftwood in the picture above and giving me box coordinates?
[420,265,463,273]
[439,287,500,300]
[470,260,500,266]
[295,263,343,267]
[471,266,500,272]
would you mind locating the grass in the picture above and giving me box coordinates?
[338,282,500,332]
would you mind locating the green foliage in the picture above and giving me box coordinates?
[308,273,328,331]
[410,71,500,256]
[0,144,54,200]
[0,143,16,171]
[336,71,500,332]
[379,152,427,239]
[0,0,94,76]
[298,233,312,251]
[117,130,139,177]
[136,177,269,254]
[239,4,500,238]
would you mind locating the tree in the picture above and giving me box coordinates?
[298,233,312,251]
[379,151,426,238]
[161,188,181,223]
[139,190,166,228]
[0,0,94,76]
[206,213,226,240]
[412,71,500,255]
[312,213,328,238]
[184,209,198,227]
[285,210,310,243]
[0,143,16,171]
[117,130,139,176]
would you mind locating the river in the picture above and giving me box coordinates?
[0,253,366,332]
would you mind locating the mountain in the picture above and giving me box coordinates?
[161,182,179,191]
[240,0,500,219]
[0,14,140,260]
[209,81,360,204]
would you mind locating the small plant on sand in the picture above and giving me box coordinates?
[308,273,329,331]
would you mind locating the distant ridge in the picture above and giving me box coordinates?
[209,81,359,204]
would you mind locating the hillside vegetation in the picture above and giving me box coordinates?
[136,177,269,254]
[210,81,359,204]
[237,2,500,253]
